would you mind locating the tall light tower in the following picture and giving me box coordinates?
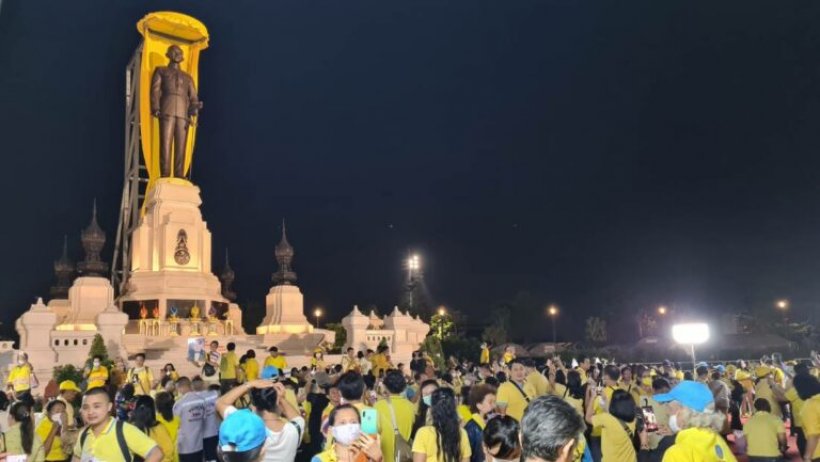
[403,253,427,317]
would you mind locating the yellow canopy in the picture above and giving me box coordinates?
[136,12,209,192]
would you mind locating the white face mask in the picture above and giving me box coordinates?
[668,414,680,433]
[17,359,25,365]
[331,423,361,446]
[93,361,101,368]
[50,413,63,425]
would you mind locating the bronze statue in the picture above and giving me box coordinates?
[150,45,203,178]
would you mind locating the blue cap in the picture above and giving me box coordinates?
[714,364,725,373]
[653,380,714,412]
[261,365,280,379]
[219,409,267,452]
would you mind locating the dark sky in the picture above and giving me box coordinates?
[2,1,820,341]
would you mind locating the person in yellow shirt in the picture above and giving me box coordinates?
[525,360,550,397]
[311,404,383,462]
[155,391,180,462]
[371,345,393,378]
[754,366,782,419]
[1,401,44,461]
[653,380,736,462]
[479,343,490,366]
[502,346,516,366]
[37,399,68,462]
[129,395,176,462]
[6,352,35,403]
[798,375,820,462]
[374,370,416,462]
[74,387,163,462]
[84,355,110,390]
[264,346,288,372]
[412,388,472,462]
[311,350,327,371]
[126,353,154,396]
[576,356,591,385]
[743,398,786,459]
[242,349,260,381]
[496,359,535,422]
[56,380,82,430]
[584,387,637,462]
[219,342,240,393]
[464,385,496,462]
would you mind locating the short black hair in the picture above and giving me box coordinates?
[652,378,671,392]
[210,340,219,347]
[269,346,279,352]
[753,398,771,413]
[246,349,256,358]
[227,342,236,351]
[337,371,365,401]
[347,347,354,352]
[794,374,820,401]
[521,395,585,462]
[483,415,521,460]
[383,370,407,394]
[603,365,620,382]
[696,366,708,377]
[328,403,360,426]
[93,355,103,361]
[135,353,146,360]
[83,386,111,401]
[46,399,66,413]
[608,390,636,423]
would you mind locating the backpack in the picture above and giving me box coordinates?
[386,396,413,462]
[80,419,132,462]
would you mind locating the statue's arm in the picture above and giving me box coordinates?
[150,70,162,116]
[188,77,202,116]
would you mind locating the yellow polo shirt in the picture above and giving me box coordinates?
[88,365,110,389]
[243,358,259,381]
[412,426,471,462]
[73,418,158,462]
[743,410,784,458]
[156,413,180,462]
[467,413,486,430]
[127,367,154,396]
[802,394,820,460]
[576,367,588,384]
[149,424,176,462]
[220,351,239,380]
[590,413,635,462]
[0,422,44,459]
[754,380,781,418]
[527,370,550,397]
[496,380,534,422]
[7,364,32,392]
[371,353,391,377]
[480,348,490,364]
[36,417,66,461]
[784,387,804,427]
[590,385,621,437]
[374,395,415,462]
[264,355,288,371]
[662,427,736,462]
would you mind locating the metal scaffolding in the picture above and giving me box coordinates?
[111,43,148,297]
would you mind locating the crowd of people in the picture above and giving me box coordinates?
[1,342,819,462]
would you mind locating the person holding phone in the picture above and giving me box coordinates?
[311,404,383,462]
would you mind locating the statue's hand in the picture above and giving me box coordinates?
[152,110,160,118]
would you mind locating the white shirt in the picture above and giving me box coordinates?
[224,406,304,462]
[174,391,206,454]
[200,390,220,438]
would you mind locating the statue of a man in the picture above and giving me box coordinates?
[150,45,203,178]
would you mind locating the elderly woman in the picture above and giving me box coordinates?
[653,381,736,462]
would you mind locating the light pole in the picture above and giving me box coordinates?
[672,323,710,373]
[548,305,558,344]
[657,306,667,316]
[406,254,420,313]
[436,306,446,339]
[776,299,789,324]
[314,307,322,329]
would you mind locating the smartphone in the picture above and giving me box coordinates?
[361,409,378,435]
[641,406,658,432]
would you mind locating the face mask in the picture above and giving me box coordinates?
[93,361,101,368]
[331,423,361,445]
[17,359,24,365]
[422,395,432,406]
[50,413,62,424]
[668,414,680,433]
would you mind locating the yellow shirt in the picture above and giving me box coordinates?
[88,365,110,389]
[590,413,636,462]
[743,411,784,458]
[590,385,621,437]
[36,417,66,461]
[411,426,472,462]
[220,351,239,379]
[127,367,154,396]
[551,383,584,416]
[157,413,180,462]
[374,395,415,462]
[480,348,490,364]
[264,355,288,371]
[457,404,472,424]
[802,394,820,460]
[784,387,804,427]
[74,418,159,462]
[149,424,176,462]
[467,413,486,430]
[576,367,588,384]
[496,380,534,422]
[1,422,44,461]
[753,380,781,418]
[7,364,32,392]
[663,427,736,462]
[502,352,514,364]
[527,370,550,397]
[243,358,260,381]
[371,354,391,377]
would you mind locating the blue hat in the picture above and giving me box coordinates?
[261,365,280,379]
[219,409,267,452]
[714,364,725,373]
[653,380,714,412]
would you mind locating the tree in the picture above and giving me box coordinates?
[86,333,114,369]
[430,312,455,340]
[421,336,445,371]
[585,316,608,345]
[324,322,347,353]
[482,307,510,346]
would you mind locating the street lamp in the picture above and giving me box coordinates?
[437,306,446,317]
[547,305,558,344]
[408,254,420,272]
[672,323,710,373]
[776,299,788,310]
[313,308,322,328]
[657,306,667,315]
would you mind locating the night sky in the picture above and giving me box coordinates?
[2,1,820,341]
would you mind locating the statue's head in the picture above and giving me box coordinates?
[166,45,184,63]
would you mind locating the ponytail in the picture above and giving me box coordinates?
[9,401,33,454]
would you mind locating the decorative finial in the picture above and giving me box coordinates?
[77,200,108,277]
[272,219,297,286]
[220,248,236,301]
[50,235,74,299]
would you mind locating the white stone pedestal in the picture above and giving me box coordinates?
[257,285,310,334]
